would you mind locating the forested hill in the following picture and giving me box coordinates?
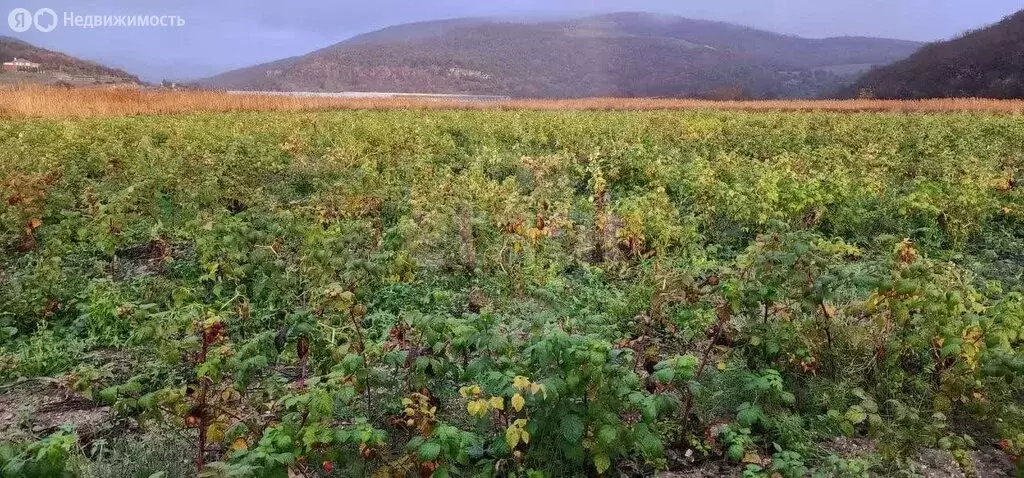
[202,13,921,99]
[845,10,1024,99]
[0,36,139,82]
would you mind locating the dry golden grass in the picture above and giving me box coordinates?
[2,85,1024,118]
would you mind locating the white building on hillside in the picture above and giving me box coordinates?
[2,57,41,72]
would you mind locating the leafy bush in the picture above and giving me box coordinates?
[1,110,1022,476]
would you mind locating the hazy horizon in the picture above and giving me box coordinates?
[3,0,1021,81]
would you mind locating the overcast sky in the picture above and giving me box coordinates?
[3,0,1022,81]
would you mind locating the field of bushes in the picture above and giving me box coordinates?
[1,110,1022,477]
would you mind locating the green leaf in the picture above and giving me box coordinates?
[652,368,675,384]
[640,397,659,421]
[334,429,351,444]
[737,403,762,427]
[840,421,855,437]
[562,415,585,441]
[632,423,662,456]
[728,443,745,462]
[597,425,617,445]
[490,434,510,456]
[844,405,867,425]
[594,453,611,474]
[406,436,425,450]
[341,353,364,372]
[98,386,119,404]
[852,388,869,400]
[419,441,441,461]
[940,341,961,357]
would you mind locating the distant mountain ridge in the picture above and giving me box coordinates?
[845,10,1024,99]
[201,12,922,98]
[0,36,139,84]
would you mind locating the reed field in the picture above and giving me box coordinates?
[3,85,1024,117]
[0,100,1022,477]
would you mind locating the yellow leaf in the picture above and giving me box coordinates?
[513,376,531,391]
[521,430,530,445]
[206,423,225,443]
[531,383,547,398]
[742,452,762,464]
[489,396,505,410]
[505,426,520,449]
[230,438,248,451]
[716,360,727,371]
[467,399,489,417]
[962,326,983,342]
[459,384,482,399]
[594,453,611,474]
[512,393,526,412]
